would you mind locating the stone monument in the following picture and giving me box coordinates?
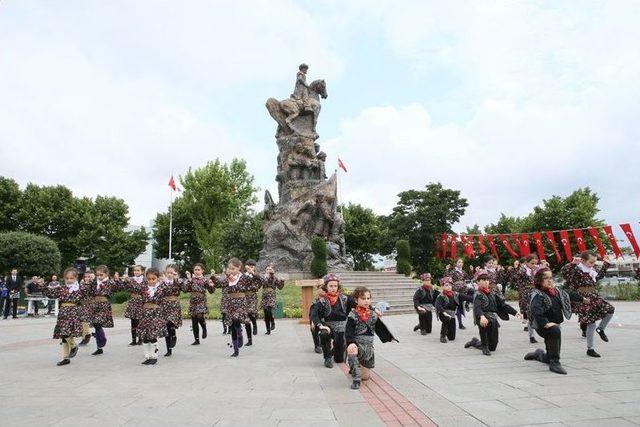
[258,64,352,272]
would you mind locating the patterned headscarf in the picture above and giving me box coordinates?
[323,273,340,285]
[419,273,431,281]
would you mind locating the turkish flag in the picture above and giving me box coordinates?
[338,158,348,173]
[478,235,487,254]
[558,230,573,261]
[487,235,500,260]
[460,235,475,259]
[511,233,523,256]
[449,234,458,260]
[168,175,177,191]
[520,233,531,256]
[532,232,546,261]
[499,234,519,258]
[603,225,623,258]
[573,229,587,252]
[441,233,448,259]
[621,224,640,259]
[545,231,562,263]
[435,237,442,259]
[587,227,607,258]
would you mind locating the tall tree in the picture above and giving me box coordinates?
[0,177,21,232]
[219,212,264,264]
[152,197,201,269]
[342,203,382,270]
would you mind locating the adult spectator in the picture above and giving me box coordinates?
[0,276,7,316]
[46,275,59,315]
[27,276,41,316]
[3,268,23,319]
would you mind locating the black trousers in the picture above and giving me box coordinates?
[536,325,561,363]
[310,326,320,347]
[439,314,456,340]
[478,318,499,351]
[319,328,346,363]
[417,312,432,333]
[3,298,18,317]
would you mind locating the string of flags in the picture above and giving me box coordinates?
[435,224,640,261]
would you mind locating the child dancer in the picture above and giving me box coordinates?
[40,268,84,366]
[138,268,169,365]
[211,258,252,357]
[182,263,213,345]
[445,259,472,329]
[561,251,614,358]
[412,273,439,335]
[161,264,182,357]
[510,255,543,343]
[464,273,519,355]
[345,286,397,390]
[115,265,146,346]
[87,265,115,355]
[525,267,587,374]
[311,273,355,368]
[243,259,262,340]
[77,269,94,346]
[435,277,473,343]
[309,279,324,353]
[260,263,284,334]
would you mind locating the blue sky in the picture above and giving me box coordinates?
[1,1,639,239]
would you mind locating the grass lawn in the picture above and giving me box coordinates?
[112,281,302,319]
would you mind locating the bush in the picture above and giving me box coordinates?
[112,291,131,304]
[395,239,411,276]
[504,288,519,301]
[310,237,328,278]
[0,231,61,276]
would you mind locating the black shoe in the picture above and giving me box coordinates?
[524,349,544,361]
[440,335,447,343]
[69,346,78,358]
[314,346,322,354]
[142,359,151,365]
[420,330,427,336]
[596,327,609,342]
[350,380,361,390]
[549,362,567,375]
[530,337,538,344]
[12,316,17,319]
[128,340,137,346]
[587,349,601,358]
[464,337,480,349]
[92,349,103,356]
[147,358,157,365]
[230,351,239,357]
[191,340,200,345]
[57,359,70,366]
[459,325,466,330]
[79,335,91,346]
[164,349,172,357]
[481,347,491,356]
[246,339,253,346]
[413,324,420,332]
[524,326,529,332]
[324,357,333,368]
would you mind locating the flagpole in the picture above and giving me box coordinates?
[168,175,173,260]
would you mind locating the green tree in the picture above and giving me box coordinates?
[219,212,264,263]
[395,239,412,276]
[381,182,468,275]
[342,203,382,270]
[0,177,21,232]
[152,197,201,269]
[311,237,328,278]
[0,232,61,276]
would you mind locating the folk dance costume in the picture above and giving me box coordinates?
[465,287,518,355]
[260,272,285,334]
[482,267,506,297]
[561,261,614,357]
[160,278,182,356]
[138,282,169,365]
[77,278,94,346]
[242,272,262,339]
[211,273,252,356]
[525,287,584,374]
[412,274,439,335]
[220,290,230,334]
[435,286,473,343]
[116,275,146,346]
[41,281,84,365]
[444,266,472,329]
[511,264,541,343]
[309,293,323,353]
[345,306,397,389]
[87,277,116,355]
[181,276,213,345]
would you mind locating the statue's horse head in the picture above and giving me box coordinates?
[310,79,327,99]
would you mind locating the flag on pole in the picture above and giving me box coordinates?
[338,158,348,173]
[168,175,178,192]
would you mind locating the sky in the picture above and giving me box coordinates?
[1,1,639,238]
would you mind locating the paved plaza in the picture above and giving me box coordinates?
[1,302,640,427]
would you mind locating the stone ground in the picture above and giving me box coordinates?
[1,302,639,427]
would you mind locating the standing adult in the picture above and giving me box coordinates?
[3,268,23,319]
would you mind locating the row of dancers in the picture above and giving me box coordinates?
[409,251,615,374]
[39,258,284,366]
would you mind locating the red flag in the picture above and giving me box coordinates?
[520,233,531,256]
[545,231,562,263]
[558,230,572,261]
[168,175,177,191]
[573,229,587,252]
[460,235,475,259]
[435,237,442,259]
[499,234,519,258]
[603,225,623,258]
[532,232,546,261]
[477,235,487,254]
[511,233,523,256]
[621,224,640,259]
[441,233,448,259]
[338,158,348,173]
[587,227,607,259]
[487,235,500,260]
[449,234,458,260]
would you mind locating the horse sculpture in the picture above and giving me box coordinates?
[265,79,327,139]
